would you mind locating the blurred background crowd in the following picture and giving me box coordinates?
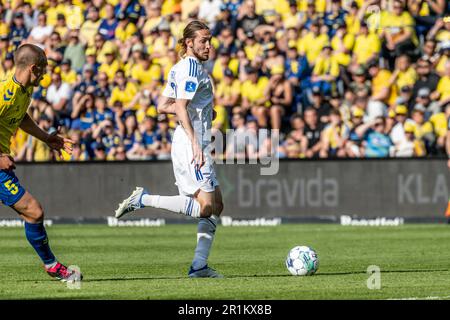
[0,0,449,161]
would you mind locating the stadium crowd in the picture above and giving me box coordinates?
[0,0,449,161]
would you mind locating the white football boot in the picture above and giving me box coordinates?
[115,187,147,219]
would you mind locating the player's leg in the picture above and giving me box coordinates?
[115,137,212,219]
[12,191,82,281]
[189,187,224,278]
[115,186,207,219]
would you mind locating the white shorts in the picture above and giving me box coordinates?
[171,126,219,196]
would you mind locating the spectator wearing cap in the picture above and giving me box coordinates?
[98,43,121,82]
[60,59,77,85]
[212,47,239,82]
[241,65,270,128]
[410,104,434,152]
[85,47,101,74]
[356,117,393,158]
[414,87,440,118]
[119,40,140,76]
[80,6,101,47]
[9,11,29,49]
[264,64,293,131]
[309,85,332,124]
[412,57,440,101]
[298,19,330,66]
[352,22,381,66]
[46,71,72,113]
[236,0,266,43]
[243,30,263,61]
[98,3,119,41]
[54,13,68,41]
[28,12,53,45]
[73,64,97,97]
[319,109,350,158]
[311,45,339,97]
[63,29,86,72]
[109,69,138,107]
[380,0,418,69]
[390,104,412,150]
[215,68,241,111]
[392,122,422,157]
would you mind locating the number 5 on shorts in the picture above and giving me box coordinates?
[4,180,19,195]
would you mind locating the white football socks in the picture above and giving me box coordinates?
[191,215,218,271]
[141,194,201,218]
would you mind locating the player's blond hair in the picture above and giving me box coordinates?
[178,20,210,58]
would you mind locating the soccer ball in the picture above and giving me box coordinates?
[285,246,319,276]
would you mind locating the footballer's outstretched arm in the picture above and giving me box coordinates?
[174,98,204,168]
[19,113,74,156]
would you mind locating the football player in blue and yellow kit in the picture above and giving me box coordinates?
[0,44,82,282]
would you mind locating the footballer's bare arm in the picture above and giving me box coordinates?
[158,96,176,114]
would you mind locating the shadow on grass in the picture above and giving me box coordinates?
[14,268,449,283]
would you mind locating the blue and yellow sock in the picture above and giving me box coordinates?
[24,222,56,266]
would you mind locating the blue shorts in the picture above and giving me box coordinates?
[0,170,26,206]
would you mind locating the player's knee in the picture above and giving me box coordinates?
[26,199,44,223]
[200,203,213,218]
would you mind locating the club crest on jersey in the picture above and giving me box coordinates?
[185,81,197,93]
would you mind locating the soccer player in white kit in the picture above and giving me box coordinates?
[115,21,224,278]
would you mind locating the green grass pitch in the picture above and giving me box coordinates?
[0,224,449,300]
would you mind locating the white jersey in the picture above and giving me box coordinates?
[162,56,214,149]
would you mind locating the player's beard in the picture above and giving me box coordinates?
[193,46,209,62]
